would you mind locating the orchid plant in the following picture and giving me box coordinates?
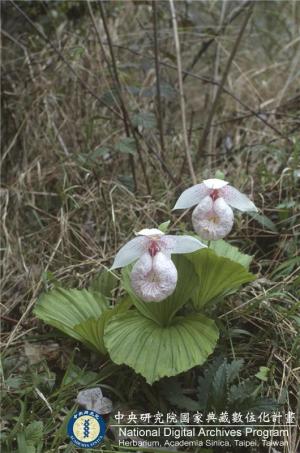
[35,176,257,384]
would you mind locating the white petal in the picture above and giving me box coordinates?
[136,228,164,237]
[192,197,234,240]
[157,235,176,256]
[111,236,149,269]
[173,183,209,210]
[164,235,206,253]
[203,178,229,189]
[131,252,177,302]
[194,194,214,212]
[214,197,234,221]
[221,185,257,212]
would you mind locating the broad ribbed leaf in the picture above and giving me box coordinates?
[89,269,119,298]
[74,297,132,354]
[104,310,219,384]
[74,319,107,354]
[121,254,198,325]
[34,288,108,349]
[208,239,253,269]
[187,249,255,309]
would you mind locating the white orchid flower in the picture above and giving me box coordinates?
[111,228,205,302]
[173,178,257,240]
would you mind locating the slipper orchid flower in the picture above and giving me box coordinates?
[173,178,257,240]
[111,228,205,302]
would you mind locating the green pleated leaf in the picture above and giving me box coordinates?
[121,254,199,325]
[89,269,119,298]
[104,310,219,384]
[34,288,108,349]
[74,297,132,354]
[74,319,107,354]
[187,249,255,309]
[35,289,132,354]
[208,239,253,269]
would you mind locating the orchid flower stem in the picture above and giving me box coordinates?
[208,240,211,248]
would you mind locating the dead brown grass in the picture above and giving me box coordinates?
[1,1,299,451]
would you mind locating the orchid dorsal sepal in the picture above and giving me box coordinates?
[173,178,257,213]
[135,228,164,238]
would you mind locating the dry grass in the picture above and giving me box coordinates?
[1,1,300,452]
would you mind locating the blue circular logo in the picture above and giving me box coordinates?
[67,410,106,448]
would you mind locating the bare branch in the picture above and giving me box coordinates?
[169,0,196,185]
[98,1,151,195]
[107,43,291,144]
[197,4,254,161]
[183,1,252,80]
[152,1,165,159]
[8,0,123,120]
